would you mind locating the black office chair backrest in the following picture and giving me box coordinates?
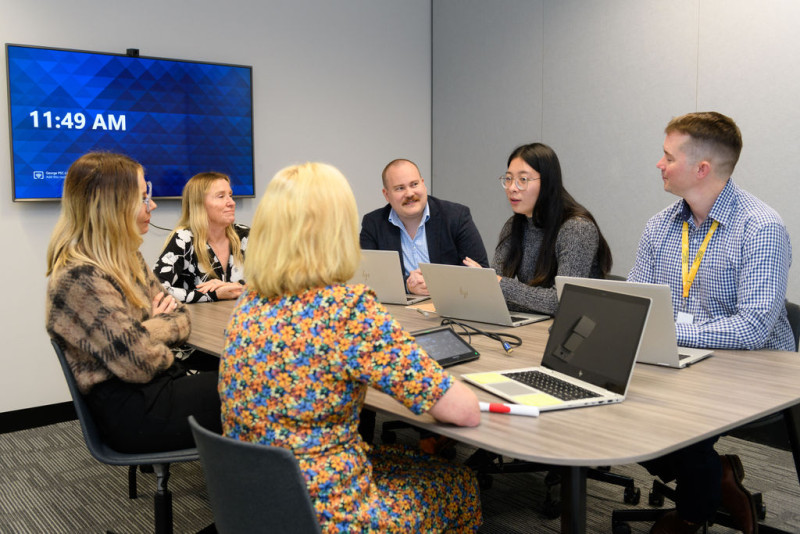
[51,338,132,465]
[785,299,800,351]
[188,416,322,534]
[51,338,197,465]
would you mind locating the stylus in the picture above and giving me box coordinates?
[479,402,539,417]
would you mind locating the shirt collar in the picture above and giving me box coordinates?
[388,201,431,231]
[678,178,737,228]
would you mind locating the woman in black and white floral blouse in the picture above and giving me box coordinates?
[154,172,249,302]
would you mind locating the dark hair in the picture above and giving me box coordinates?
[665,111,742,177]
[499,143,612,286]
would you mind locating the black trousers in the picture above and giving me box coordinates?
[86,364,221,453]
[640,436,722,524]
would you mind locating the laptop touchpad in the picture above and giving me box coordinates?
[492,381,537,396]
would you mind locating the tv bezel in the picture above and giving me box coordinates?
[5,43,256,202]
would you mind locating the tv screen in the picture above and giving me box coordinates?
[6,44,255,201]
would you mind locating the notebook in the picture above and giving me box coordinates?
[554,276,713,368]
[418,263,550,327]
[461,283,651,412]
[349,250,429,305]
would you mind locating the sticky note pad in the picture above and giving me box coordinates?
[514,393,564,407]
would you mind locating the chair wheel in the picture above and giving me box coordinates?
[541,498,561,519]
[477,473,493,490]
[623,486,641,505]
[648,490,665,507]
[612,521,632,534]
[380,431,397,444]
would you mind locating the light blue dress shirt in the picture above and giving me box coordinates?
[629,179,794,351]
[388,203,431,276]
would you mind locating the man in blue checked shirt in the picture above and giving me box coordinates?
[630,111,793,534]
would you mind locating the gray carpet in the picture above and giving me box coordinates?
[1,416,798,533]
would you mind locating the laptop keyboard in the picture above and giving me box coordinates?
[504,370,602,401]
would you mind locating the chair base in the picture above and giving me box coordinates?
[611,479,791,534]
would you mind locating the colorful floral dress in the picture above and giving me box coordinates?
[219,284,481,533]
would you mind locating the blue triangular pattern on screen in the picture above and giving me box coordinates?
[8,45,254,200]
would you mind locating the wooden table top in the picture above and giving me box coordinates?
[187,298,800,467]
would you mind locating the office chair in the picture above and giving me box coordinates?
[188,416,322,534]
[52,339,199,534]
[610,300,800,534]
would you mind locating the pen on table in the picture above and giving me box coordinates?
[479,402,539,417]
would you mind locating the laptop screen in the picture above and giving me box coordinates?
[542,283,650,395]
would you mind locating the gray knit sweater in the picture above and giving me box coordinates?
[492,216,603,315]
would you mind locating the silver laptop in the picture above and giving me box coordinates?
[419,263,549,327]
[462,283,652,411]
[349,250,429,305]
[555,276,713,368]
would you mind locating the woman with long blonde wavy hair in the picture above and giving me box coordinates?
[46,152,221,452]
[154,172,249,302]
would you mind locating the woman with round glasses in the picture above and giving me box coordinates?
[45,152,221,452]
[155,172,249,303]
[468,143,612,315]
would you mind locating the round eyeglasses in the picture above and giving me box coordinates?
[499,175,538,191]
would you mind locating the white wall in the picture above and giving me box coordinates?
[433,0,800,304]
[0,0,432,413]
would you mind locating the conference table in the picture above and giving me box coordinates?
[187,298,800,534]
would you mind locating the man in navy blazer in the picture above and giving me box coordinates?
[360,159,489,295]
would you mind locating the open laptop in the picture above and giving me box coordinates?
[555,276,713,368]
[419,263,549,327]
[349,250,429,305]
[462,283,651,411]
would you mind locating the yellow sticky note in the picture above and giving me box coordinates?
[514,393,564,407]
[463,372,509,385]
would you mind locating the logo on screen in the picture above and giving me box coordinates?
[33,171,44,180]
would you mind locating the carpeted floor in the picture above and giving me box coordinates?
[1,416,798,533]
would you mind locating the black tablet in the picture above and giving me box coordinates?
[411,325,480,368]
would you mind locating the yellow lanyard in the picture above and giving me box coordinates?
[681,219,719,298]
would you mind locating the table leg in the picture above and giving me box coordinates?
[560,465,587,534]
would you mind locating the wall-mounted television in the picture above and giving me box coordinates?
[6,44,255,201]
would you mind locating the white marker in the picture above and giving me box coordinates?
[479,402,539,417]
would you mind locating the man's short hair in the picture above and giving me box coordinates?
[665,112,743,178]
[381,159,421,188]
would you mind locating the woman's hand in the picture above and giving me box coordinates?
[214,283,244,300]
[152,292,178,316]
[196,279,226,293]
[197,280,243,300]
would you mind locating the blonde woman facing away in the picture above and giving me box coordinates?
[155,172,249,302]
[46,152,221,453]
[218,162,482,533]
